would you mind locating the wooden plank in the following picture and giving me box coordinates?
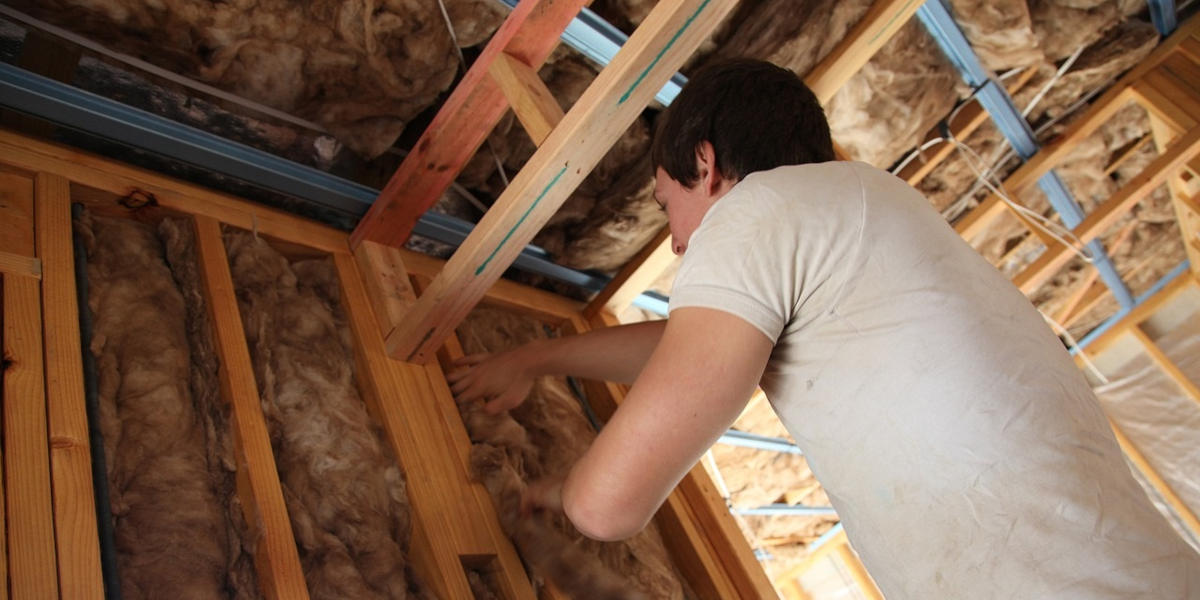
[805,0,924,104]
[0,251,40,279]
[35,173,105,598]
[1104,134,1154,176]
[491,52,566,146]
[388,0,739,363]
[0,170,35,255]
[836,542,883,600]
[1161,54,1200,97]
[3,275,60,598]
[350,0,590,248]
[583,226,674,319]
[1080,269,1193,357]
[333,252,536,600]
[353,240,417,335]
[1132,326,1200,406]
[1012,126,1200,295]
[0,130,348,253]
[1134,72,1199,133]
[192,216,309,600]
[899,66,1038,186]
[776,529,848,584]
[1108,419,1200,541]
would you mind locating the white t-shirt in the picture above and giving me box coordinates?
[669,162,1200,599]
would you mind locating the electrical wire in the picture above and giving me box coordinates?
[1041,311,1109,384]
[1022,44,1086,119]
[946,135,1096,264]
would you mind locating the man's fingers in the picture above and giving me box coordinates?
[452,353,491,367]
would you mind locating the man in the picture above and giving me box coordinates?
[448,59,1199,598]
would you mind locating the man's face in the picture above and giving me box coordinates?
[654,167,711,256]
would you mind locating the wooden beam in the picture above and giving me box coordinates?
[35,173,105,598]
[806,0,924,104]
[333,253,536,599]
[1104,134,1154,176]
[1079,269,1193,357]
[776,529,848,585]
[0,251,40,279]
[899,67,1038,186]
[837,542,884,600]
[584,226,674,319]
[192,216,310,600]
[490,52,566,147]
[350,0,589,248]
[1131,326,1200,406]
[387,0,738,363]
[0,130,349,253]
[1012,126,1200,295]
[353,240,416,336]
[0,170,35,256]
[1108,419,1200,541]
[3,274,60,599]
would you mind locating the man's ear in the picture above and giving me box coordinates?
[695,140,720,195]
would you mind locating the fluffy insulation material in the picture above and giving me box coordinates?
[222,230,420,599]
[456,307,692,599]
[80,212,251,599]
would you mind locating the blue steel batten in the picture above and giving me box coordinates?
[735,504,839,517]
[918,0,1135,309]
[718,430,805,455]
[492,0,688,105]
[1148,0,1178,36]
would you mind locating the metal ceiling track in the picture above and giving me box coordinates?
[918,0,1137,311]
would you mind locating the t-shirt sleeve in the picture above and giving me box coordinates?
[668,211,792,343]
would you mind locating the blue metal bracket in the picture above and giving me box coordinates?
[918,0,1135,309]
[1148,0,1178,36]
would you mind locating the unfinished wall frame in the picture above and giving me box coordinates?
[0,124,779,597]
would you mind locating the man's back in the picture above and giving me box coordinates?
[669,161,1200,598]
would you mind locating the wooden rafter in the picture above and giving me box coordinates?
[387,0,739,363]
[350,0,588,248]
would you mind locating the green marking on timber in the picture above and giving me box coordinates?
[867,0,919,45]
[475,165,569,276]
[618,0,711,105]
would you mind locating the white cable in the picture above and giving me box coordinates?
[1041,310,1109,384]
[948,136,1096,264]
[1022,44,1086,119]
[890,136,947,177]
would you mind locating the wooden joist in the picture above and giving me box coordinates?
[1131,326,1200,406]
[35,173,105,598]
[806,0,925,104]
[387,0,739,363]
[193,216,310,600]
[350,0,589,248]
[1109,419,1200,541]
[491,51,566,147]
[0,250,40,279]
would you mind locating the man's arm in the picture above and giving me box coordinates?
[448,319,666,413]
[560,306,774,541]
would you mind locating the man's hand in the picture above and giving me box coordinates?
[447,346,540,414]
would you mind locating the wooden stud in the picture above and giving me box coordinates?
[350,0,590,248]
[584,226,674,320]
[836,541,884,600]
[1131,326,1200,406]
[3,275,60,598]
[1012,126,1200,295]
[0,251,40,279]
[805,0,924,104]
[35,173,105,598]
[1108,419,1200,541]
[333,252,536,600]
[490,52,566,146]
[353,240,417,336]
[192,216,310,600]
[0,170,35,256]
[388,0,738,363]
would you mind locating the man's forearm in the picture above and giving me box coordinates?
[525,319,666,384]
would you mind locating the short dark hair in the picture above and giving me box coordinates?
[651,58,835,187]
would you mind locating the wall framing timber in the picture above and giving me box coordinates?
[0,125,775,597]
